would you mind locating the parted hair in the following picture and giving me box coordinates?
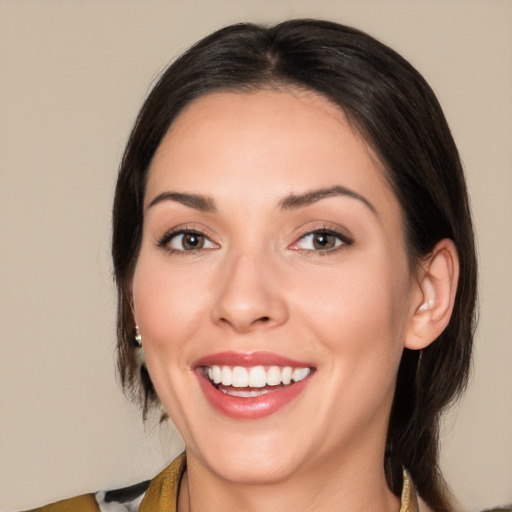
[112,19,477,512]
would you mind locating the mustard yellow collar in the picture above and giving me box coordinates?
[140,453,419,512]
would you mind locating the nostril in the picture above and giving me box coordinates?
[259,316,270,322]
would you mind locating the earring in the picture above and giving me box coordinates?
[418,299,434,312]
[134,325,146,367]
[134,325,142,347]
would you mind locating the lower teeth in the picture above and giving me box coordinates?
[219,387,275,397]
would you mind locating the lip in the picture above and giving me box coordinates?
[194,351,315,420]
[193,351,314,368]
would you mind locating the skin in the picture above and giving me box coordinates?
[131,89,455,512]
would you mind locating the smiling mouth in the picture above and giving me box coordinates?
[202,365,312,397]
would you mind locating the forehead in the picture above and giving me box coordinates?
[146,89,399,222]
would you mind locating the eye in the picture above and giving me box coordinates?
[291,229,352,252]
[158,229,218,253]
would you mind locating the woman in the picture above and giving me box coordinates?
[27,19,478,512]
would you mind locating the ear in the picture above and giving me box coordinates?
[405,239,460,350]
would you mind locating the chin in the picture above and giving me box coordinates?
[187,429,309,485]
[209,452,302,485]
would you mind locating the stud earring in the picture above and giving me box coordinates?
[418,299,434,312]
[134,325,142,347]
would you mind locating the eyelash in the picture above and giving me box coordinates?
[156,226,353,255]
[156,228,218,255]
[290,227,353,255]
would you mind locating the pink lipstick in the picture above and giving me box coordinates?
[194,351,315,419]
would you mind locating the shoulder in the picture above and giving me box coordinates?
[22,493,100,512]
[22,453,186,512]
[21,479,150,512]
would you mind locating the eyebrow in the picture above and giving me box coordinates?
[147,192,217,212]
[146,185,377,216]
[279,185,378,215]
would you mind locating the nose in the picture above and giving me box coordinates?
[211,251,289,333]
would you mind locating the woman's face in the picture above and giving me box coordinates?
[132,89,420,484]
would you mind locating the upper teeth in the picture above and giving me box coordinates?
[206,365,311,388]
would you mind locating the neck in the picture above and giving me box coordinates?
[178,448,400,512]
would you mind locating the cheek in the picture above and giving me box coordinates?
[303,256,408,321]
[130,257,212,419]
[301,264,410,424]
[131,257,209,358]
[295,251,411,367]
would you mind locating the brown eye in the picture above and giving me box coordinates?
[290,229,351,253]
[164,231,218,252]
[312,233,336,250]
[181,233,204,250]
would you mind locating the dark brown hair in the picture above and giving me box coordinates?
[112,19,477,512]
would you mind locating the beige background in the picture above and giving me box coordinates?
[0,1,511,511]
